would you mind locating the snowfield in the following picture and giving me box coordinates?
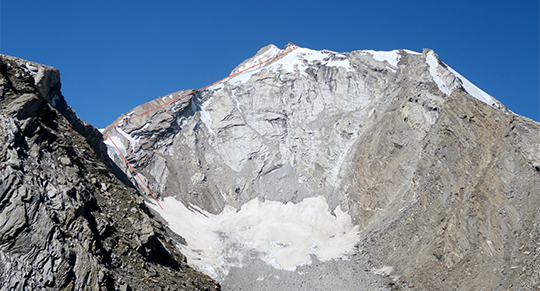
[148,196,360,281]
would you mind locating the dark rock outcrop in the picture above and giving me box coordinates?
[0,55,219,290]
[0,54,134,188]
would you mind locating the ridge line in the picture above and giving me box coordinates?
[105,131,164,209]
[104,43,299,208]
[108,43,299,128]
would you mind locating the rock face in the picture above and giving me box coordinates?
[105,44,540,290]
[0,55,219,290]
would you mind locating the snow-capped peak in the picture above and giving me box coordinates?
[227,44,355,85]
[426,51,455,96]
[447,66,499,107]
[231,44,283,75]
[361,50,402,67]
[425,50,502,110]
[227,45,429,87]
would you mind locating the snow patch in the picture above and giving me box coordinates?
[227,46,426,86]
[118,111,136,123]
[284,47,354,72]
[161,94,174,101]
[208,82,224,93]
[147,196,360,282]
[363,50,401,67]
[104,135,127,157]
[403,49,422,55]
[234,45,283,73]
[230,91,243,113]
[426,51,499,108]
[426,51,453,96]
[228,69,257,85]
[227,46,354,86]
[131,123,150,133]
[116,127,141,150]
[326,58,353,71]
[447,66,497,105]
[125,124,151,141]
[24,62,38,75]
[192,97,215,135]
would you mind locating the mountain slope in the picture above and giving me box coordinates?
[104,44,540,290]
[0,55,219,290]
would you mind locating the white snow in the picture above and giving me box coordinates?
[131,123,150,133]
[192,97,215,135]
[227,46,354,86]
[282,47,354,72]
[447,66,497,105]
[208,82,224,92]
[24,62,38,75]
[230,91,243,113]
[116,127,140,150]
[118,111,136,123]
[403,49,422,55]
[426,51,453,96]
[104,135,127,157]
[426,51,498,107]
[147,196,360,281]
[161,94,174,101]
[300,49,330,63]
[228,69,257,85]
[233,45,283,73]
[363,50,401,67]
[327,58,353,71]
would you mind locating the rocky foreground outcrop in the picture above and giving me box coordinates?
[105,44,540,290]
[0,55,219,290]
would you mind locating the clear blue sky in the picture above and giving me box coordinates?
[1,1,538,127]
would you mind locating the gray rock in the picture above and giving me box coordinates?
[0,54,219,291]
[105,44,540,290]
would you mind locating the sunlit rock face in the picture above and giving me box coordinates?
[105,44,540,290]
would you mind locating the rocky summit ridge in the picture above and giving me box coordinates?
[105,44,540,290]
[0,55,219,290]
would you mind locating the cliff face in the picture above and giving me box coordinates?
[104,44,540,290]
[347,88,540,290]
[0,55,219,290]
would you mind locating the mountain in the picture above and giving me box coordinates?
[0,55,219,290]
[104,44,540,290]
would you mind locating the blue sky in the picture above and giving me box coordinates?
[1,1,538,127]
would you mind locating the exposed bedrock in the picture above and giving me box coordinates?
[105,45,540,290]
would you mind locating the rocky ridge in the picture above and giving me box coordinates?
[0,55,219,290]
[105,44,540,290]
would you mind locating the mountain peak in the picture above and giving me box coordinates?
[102,44,540,290]
[230,43,283,75]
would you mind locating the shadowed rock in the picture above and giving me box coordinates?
[0,54,219,291]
